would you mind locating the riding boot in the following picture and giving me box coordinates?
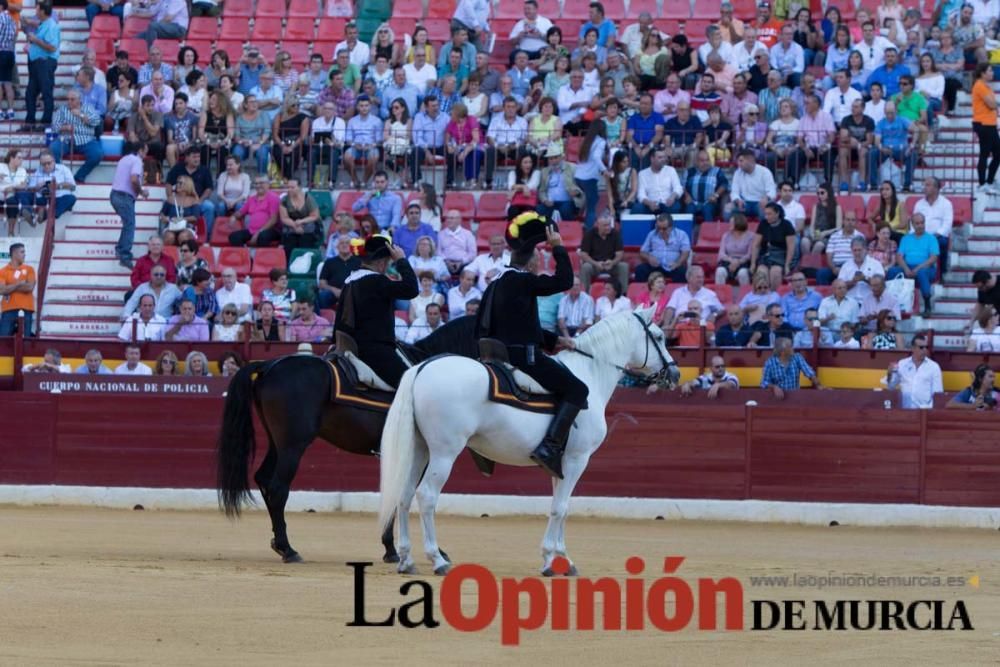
[529,401,581,480]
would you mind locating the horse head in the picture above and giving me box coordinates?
[632,306,680,389]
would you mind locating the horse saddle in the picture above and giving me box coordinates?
[478,339,557,415]
[334,331,415,393]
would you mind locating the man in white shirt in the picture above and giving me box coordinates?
[114,344,154,376]
[858,274,901,332]
[405,303,445,343]
[632,148,684,215]
[215,268,254,323]
[467,235,511,291]
[887,333,943,409]
[556,70,592,132]
[817,279,859,334]
[403,49,437,95]
[913,175,954,271]
[838,237,885,302]
[447,269,483,317]
[118,294,167,342]
[698,26,734,69]
[776,180,806,232]
[858,20,893,75]
[557,278,595,337]
[621,12,668,58]
[731,27,768,73]
[663,265,723,328]
[509,0,553,61]
[769,25,805,87]
[485,97,529,185]
[334,22,371,69]
[822,69,863,124]
[727,148,776,219]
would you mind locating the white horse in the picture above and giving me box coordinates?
[377,306,678,575]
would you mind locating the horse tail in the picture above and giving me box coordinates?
[217,360,268,518]
[378,364,421,535]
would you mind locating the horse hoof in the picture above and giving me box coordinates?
[283,551,304,564]
[541,568,555,577]
[383,552,401,564]
[565,564,579,576]
[398,562,417,575]
[439,549,451,564]
[434,563,451,576]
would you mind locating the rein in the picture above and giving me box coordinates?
[569,314,678,387]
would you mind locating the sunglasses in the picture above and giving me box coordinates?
[152,273,166,277]
[914,344,927,349]
[771,313,785,317]
[162,359,175,365]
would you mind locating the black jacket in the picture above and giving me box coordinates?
[335,260,418,346]
[476,245,573,349]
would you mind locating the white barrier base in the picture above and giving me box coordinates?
[1,485,999,530]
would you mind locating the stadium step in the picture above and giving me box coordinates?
[43,302,124,318]
[950,252,999,270]
[39,316,121,337]
[64,222,160,243]
[47,258,138,273]
[934,284,977,299]
[53,241,150,259]
[73,199,162,215]
[47,271,132,289]
[931,299,975,316]
[45,285,128,304]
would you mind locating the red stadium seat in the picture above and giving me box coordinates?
[119,39,148,62]
[731,0,757,20]
[123,16,151,38]
[335,190,366,218]
[423,18,451,42]
[215,41,246,65]
[219,19,249,42]
[155,40,181,63]
[476,192,509,222]
[496,0,525,19]
[252,20,283,42]
[798,253,828,271]
[394,0,424,18]
[162,245,179,264]
[284,17,317,41]
[627,0,659,18]
[283,41,312,67]
[217,247,252,276]
[187,17,219,42]
[476,219,508,251]
[388,17,418,38]
[252,247,287,277]
[661,0,692,19]
[627,281,647,304]
[250,277,270,301]
[91,14,121,40]
[425,0,454,19]
[797,193,817,219]
[562,0,590,19]
[710,284,734,304]
[560,221,583,250]
[856,221,875,240]
[209,216,243,247]
[185,40,214,60]
[254,41,278,62]
[288,0,320,17]
[223,1,254,17]
[87,37,116,69]
[837,194,866,220]
[197,244,217,271]
[693,221,726,252]
[690,251,716,274]
[684,19,712,42]
[952,197,971,229]
[443,192,476,220]
[537,0,561,16]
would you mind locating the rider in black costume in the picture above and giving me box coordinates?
[475,213,589,479]
[334,233,418,388]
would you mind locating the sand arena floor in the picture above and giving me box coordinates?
[1,506,998,665]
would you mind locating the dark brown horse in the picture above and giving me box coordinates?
[216,316,478,563]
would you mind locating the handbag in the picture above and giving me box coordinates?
[885,274,915,314]
[510,189,538,208]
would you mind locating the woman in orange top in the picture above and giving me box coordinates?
[972,63,1000,193]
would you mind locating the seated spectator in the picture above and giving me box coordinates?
[913,176,953,272]
[536,144,584,222]
[165,148,215,237]
[662,102,704,170]
[438,210,477,276]
[680,354,739,398]
[863,308,905,349]
[74,67,107,126]
[740,269,780,323]
[886,333,942,409]
[716,304,752,346]
[49,89,104,183]
[409,96,450,187]
[716,214,754,287]
[839,236,886,301]
[230,177,281,247]
[249,69,284,127]
[317,236,362,310]
[505,153,541,219]
[447,270,482,319]
[131,235,176,290]
[526,95,561,156]
[405,302,445,343]
[763,99,799,185]
[115,344,153,376]
[155,350,179,375]
[751,202,797,290]
[159,175,201,246]
[219,351,246,378]
[1,150,31,234]
[287,298,333,343]
[728,148,776,220]
[28,150,77,221]
[278,179,321,260]
[128,95,166,172]
[833,322,861,348]
[121,266,182,320]
[209,306,241,344]
[174,237,208,287]
[214,157,250,220]
[184,350,212,377]
[137,0,189,47]
[775,180,807,243]
[858,274,902,333]
[445,103,485,187]
[701,106,733,167]
[606,151,637,220]
[835,98,873,194]
[684,148,731,223]
[734,104,769,164]
[748,301,797,347]
[664,265,723,327]
[792,307,834,348]
[558,277,595,337]
[805,184,842,255]
[952,4,988,66]
[270,98,310,183]
[947,364,999,410]
[262,269,296,322]
[118,294,167,342]
[668,34,700,90]
[626,94,665,170]
[654,74,690,120]
[770,24,805,88]
[634,271,671,328]
[866,101,917,192]
[22,348,71,374]
[165,298,210,342]
[760,336,824,398]
[635,212,691,284]
[793,93,836,187]
[634,32,670,92]
[181,268,220,325]
[820,210,865,283]
[485,98,529,190]
[467,235,511,292]
[409,271,446,322]
[966,306,1000,352]
[818,279,859,334]
[138,47,175,88]
[594,280,631,321]
[180,71,208,117]
[631,148,683,216]
[780,271,822,329]
[670,298,714,346]
[888,213,939,316]
[76,349,113,375]
[253,301,286,341]
[579,212,627,292]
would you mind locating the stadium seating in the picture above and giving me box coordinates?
[197,245,218,272]
[287,0,320,17]
[289,248,324,279]
[443,192,476,221]
[626,0,658,18]
[250,277,271,301]
[217,247,252,277]
[251,248,288,277]
[187,17,220,42]
[393,0,424,18]
[209,217,243,247]
[255,0,287,18]
[252,20,283,42]
[284,17,317,41]
[476,219,508,251]
[335,191,365,218]
[661,0,692,19]
[223,1,254,18]
[91,15,121,41]
[693,221,727,252]
[220,19,249,41]
[476,193,508,223]
[122,16,151,38]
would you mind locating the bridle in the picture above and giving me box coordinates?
[572,313,678,388]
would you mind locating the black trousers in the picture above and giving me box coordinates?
[974,122,1000,186]
[508,346,588,409]
[359,341,409,388]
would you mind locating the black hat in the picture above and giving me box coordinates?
[505,211,554,253]
[350,232,393,261]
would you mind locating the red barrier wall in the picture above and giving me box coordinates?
[2,390,999,507]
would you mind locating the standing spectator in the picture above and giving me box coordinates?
[558,277,595,337]
[28,149,77,220]
[631,148,683,215]
[887,333,943,408]
[0,242,35,336]
[889,212,939,315]
[680,355,740,398]
[110,142,149,270]
[165,148,216,238]
[131,234,176,289]
[579,212,627,292]
[574,122,608,229]
[49,89,104,183]
[118,293,166,341]
[635,212,691,283]
[115,344,153,376]
[76,349,112,375]
[138,0,189,48]
[972,63,1000,194]
[438,209,477,275]
[760,337,824,398]
[0,0,15,121]
[913,176,953,272]
[22,3,59,131]
[230,177,281,247]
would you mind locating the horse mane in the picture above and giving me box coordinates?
[413,315,479,359]
[572,310,637,354]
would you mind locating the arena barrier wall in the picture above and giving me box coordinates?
[1,389,998,528]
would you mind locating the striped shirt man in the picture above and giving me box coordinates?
[52,103,101,147]
[685,165,729,206]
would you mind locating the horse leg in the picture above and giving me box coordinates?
[266,444,307,563]
[541,456,587,576]
[381,513,399,563]
[415,443,461,576]
[253,442,277,509]
[395,436,429,575]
